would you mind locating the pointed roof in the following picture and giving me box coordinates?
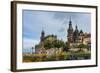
[69,17,72,24]
[75,25,78,32]
[68,17,73,32]
[80,30,83,33]
[74,25,79,36]
[41,30,44,34]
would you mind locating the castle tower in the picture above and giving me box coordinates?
[40,30,45,43]
[67,18,73,43]
[79,30,83,43]
[73,25,79,43]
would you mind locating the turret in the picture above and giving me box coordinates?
[67,18,73,42]
[40,30,45,43]
[73,25,79,43]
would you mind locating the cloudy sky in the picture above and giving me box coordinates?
[22,10,91,49]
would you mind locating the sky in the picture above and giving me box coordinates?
[22,10,91,49]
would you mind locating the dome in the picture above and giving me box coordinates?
[73,25,79,37]
[80,30,83,34]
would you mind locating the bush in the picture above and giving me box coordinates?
[71,51,91,60]
[47,55,56,61]
[23,51,91,62]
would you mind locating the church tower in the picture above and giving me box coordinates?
[40,30,45,43]
[67,19,73,43]
[73,25,79,43]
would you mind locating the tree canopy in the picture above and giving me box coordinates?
[43,35,65,49]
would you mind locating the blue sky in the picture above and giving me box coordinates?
[22,10,91,49]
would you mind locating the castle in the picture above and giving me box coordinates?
[35,19,91,53]
[67,19,91,47]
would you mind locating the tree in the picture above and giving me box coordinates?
[44,38,65,49]
[78,44,88,49]
[53,40,64,48]
[44,39,53,49]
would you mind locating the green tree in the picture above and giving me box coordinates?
[44,37,65,49]
[44,39,53,49]
[78,44,88,49]
[53,40,64,48]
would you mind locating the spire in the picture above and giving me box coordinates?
[73,24,79,43]
[67,17,73,39]
[75,25,78,32]
[74,25,79,37]
[42,29,44,34]
[40,25,45,43]
[69,17,72,24]
[70,16,71,21]
[76,25,77,29]
[68,17,73,31]
[41,24,45,35]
